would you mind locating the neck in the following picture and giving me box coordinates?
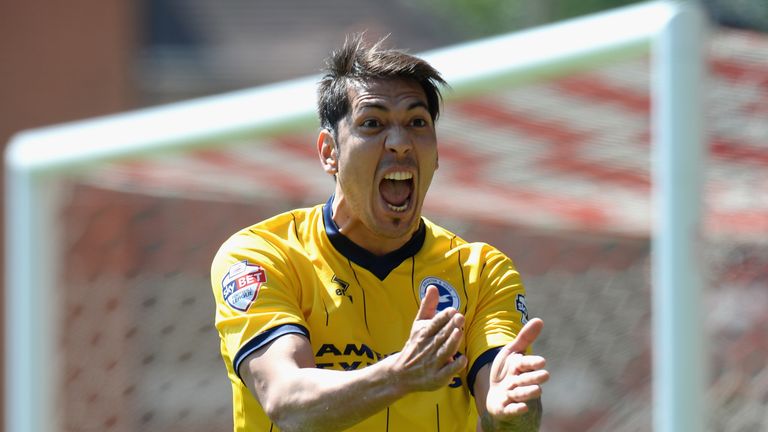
[322,196,426,280]
[331,196,417,256]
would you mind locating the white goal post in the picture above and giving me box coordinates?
[5,1,707,431]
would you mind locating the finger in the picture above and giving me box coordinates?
[435,325,464,363]
[437,350,468,381]
[423,306,461,339]
[491,320,542,381]
[497,401,529,418]
[505,317,544,354]
[490,345,512,383]
[514,369,550,387]
[509,354,546,373]
[495,355,547,390]
[508,384,542,402]
[431,311,464,345]
[416,285,440,320]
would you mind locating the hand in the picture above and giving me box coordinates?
[388,285,468,392]
[485,318,549,420]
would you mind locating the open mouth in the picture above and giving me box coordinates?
[379,171,414,213]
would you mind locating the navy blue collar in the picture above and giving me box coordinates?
[322,195,426,280]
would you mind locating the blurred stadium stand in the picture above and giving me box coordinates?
[64,27,768,432]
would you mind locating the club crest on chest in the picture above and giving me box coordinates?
[418,277,460,312]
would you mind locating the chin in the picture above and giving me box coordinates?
[370,197,423,238]
[380,213,420,238]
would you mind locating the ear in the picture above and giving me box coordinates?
[317,129,338,176]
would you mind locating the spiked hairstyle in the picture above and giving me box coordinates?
[317,33,447,136]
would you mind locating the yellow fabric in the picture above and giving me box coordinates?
[211,202,529,431]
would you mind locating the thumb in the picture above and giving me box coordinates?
[505,317,544,354]
[416,285,439,320]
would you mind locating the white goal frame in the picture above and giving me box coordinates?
[5,2,707,431]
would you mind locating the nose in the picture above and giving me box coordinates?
[384,126,412,157]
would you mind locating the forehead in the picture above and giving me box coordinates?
[347,78,427,111]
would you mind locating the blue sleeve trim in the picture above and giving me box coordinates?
[233,323,310,382]
[467,347,502,396]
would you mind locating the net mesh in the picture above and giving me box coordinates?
[49,28,767,431]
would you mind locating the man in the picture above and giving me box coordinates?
[211,34,549,431]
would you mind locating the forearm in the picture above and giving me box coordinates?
[243,295,466,431]
[252,355,405,432]
[479,398,542,432]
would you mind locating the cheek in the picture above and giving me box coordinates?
[338,153,371,194]
[344,145,377,175]
[420,150,439,191]
[422,142,439,169]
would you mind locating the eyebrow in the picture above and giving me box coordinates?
[357,100,429,112]
[408,101,430,111]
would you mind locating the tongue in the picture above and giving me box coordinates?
[379,179,411,206]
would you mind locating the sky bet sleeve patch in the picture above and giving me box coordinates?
[221,260,267,312]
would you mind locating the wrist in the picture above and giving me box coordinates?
[375,352,411,397]
[481,398,542,432]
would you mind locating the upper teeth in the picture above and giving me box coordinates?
[384,172,413,181]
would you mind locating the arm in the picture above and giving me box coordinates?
[240,285,468,432]
[473,318,549,432]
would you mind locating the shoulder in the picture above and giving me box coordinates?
[212,205,322,270]
[222,205,319,247]
[422,217,510,263]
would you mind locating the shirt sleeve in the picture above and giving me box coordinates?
[211,230,309,380]
[465,246,530,393]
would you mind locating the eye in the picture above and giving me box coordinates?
[361,118,381,128]
[410,117,429,127]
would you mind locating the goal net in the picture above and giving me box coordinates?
[6,2,767,431]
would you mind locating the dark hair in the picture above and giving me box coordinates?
[317,33,447,134]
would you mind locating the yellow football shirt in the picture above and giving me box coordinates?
[211,197,530,431]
